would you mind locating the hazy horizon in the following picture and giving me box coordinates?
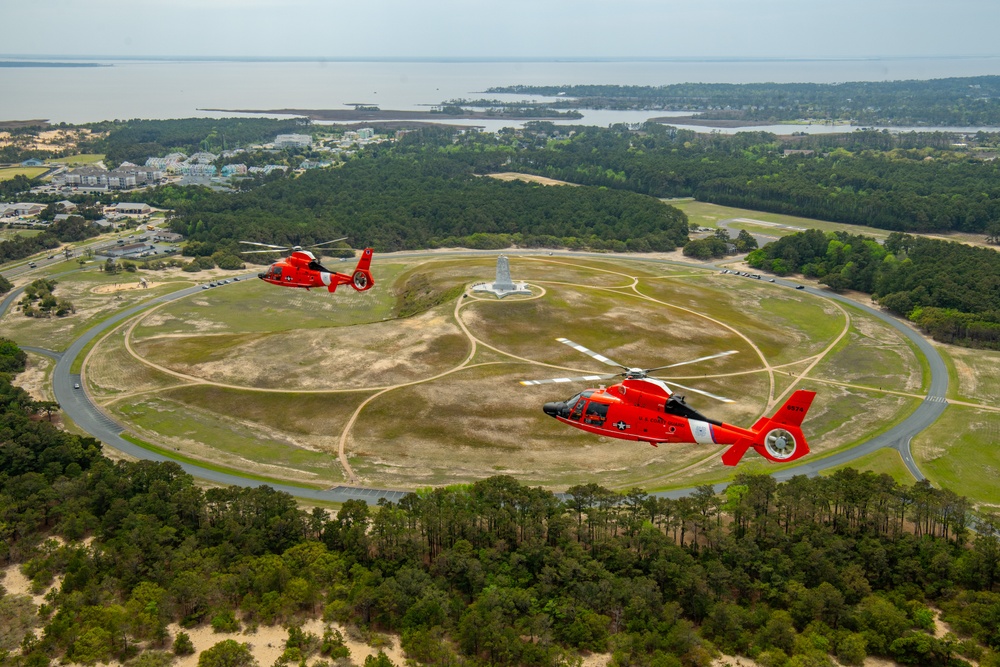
[6,0,1000,62]
[4,55,997,62]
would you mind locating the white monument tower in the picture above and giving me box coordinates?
[473,255,532,298]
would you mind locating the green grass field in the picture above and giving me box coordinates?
[1,271,192,352]
[1,229,45,241]
[131,264,406,338]
[913,405,1000,505]
[111,392,353,487]
[87,326,188,400]
[824,449,916,485]
[938,343,1000,405]
[45,153,104,166]
[674,200,894,241]
[10,251,959,496]
[638,274,846,366]
[0,166,48,181]
[809,306,922,395]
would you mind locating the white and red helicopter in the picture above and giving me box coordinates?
[521,338,816,466]
[240,238,374,293]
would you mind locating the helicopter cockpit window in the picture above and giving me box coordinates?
[584,401,609,426]
[270,266,282,277]
[565,390,593,421]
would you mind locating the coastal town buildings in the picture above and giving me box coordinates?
[274,134,312,148]
[57,165,163,190]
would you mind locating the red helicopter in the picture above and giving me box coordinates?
[521,338,816,466]
[240,238,374,293]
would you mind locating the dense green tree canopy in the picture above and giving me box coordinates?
[503,123,1000,235]
[159,150,690,253]
[746,230,1000,348]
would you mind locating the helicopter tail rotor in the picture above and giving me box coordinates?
[349,248,375,292]
[721,390,816,466]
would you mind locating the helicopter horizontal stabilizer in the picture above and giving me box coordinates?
[721,390,816,466]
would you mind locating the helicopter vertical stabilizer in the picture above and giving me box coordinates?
[720,390,816,466]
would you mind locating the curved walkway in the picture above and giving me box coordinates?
[3,251,952,501]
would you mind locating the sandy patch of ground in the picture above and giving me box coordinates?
[168,619,406,667]
[712,658,760,667]
[487,172,577,186]
[137,308,465,390]
[1,562,60,608]
[92,281,165,294]
[945,346,981,400]
[18,353,54,401]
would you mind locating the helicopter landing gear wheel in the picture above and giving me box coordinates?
[352,271,369,290]
[764,428,797,460]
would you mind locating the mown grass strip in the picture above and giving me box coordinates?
[119,433,325,490]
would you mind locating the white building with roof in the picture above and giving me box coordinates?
[110,203,152,215]
[0,202,45,218]
[274,134,312,148]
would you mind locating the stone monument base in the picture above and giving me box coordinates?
[472,281,533,299]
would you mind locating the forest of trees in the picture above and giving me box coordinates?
[141,122,1000,262]
[746,230,1000,348]
[487,77,1000,126]
[2,338,1000,667]
[496,123,1000,235]
[7,118,1000,243]
[153,150,690,254]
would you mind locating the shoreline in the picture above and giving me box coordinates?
[649,115,790,128]
[199,107,581,123]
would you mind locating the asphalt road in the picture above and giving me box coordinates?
[3,250,949,502]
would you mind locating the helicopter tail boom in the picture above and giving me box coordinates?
[720,390,816,466]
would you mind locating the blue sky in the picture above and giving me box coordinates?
[5,0,1000,59]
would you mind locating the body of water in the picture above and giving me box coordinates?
[3,56,1000,131]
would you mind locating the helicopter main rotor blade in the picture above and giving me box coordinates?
[645,350,739,373]
[240,249,286,254]
[556,337,626,370]
[239,241,289,249]
[520,372,621,387]
[653,379,735,403]
[307,237,349,248]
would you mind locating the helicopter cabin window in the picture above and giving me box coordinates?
[567,390,594,421]
[584,401,609,426]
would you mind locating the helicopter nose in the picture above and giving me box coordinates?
[257,272,265,280]
[543,402,567,417]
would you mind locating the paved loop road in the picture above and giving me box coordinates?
[4,251,949,502]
